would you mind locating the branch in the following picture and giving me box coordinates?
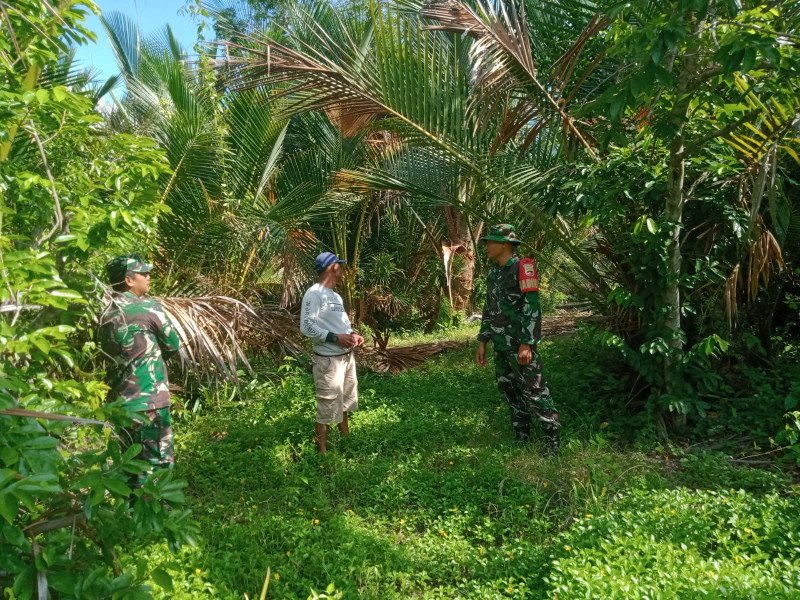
[0,408,107,426]
[27,120,67,246]
[24,512,86,537]
[714,21,800,45]
[685,108,761,155]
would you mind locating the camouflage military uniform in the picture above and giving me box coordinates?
[478,225,560,451]
[99,255,181,484]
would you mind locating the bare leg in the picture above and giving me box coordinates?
[315,422,330,453]
[338,412,349,436]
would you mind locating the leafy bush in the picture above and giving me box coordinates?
[546,488,800,599]
[1,2,195,597]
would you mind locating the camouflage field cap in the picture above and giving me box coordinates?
[480,224,522,245]
[106,253,153,284]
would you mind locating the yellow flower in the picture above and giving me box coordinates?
[241,478,246,483]
[412,446,416,449]
[400,518,405,524]
[585,514,592,518]
[348,509,355,515]
[525,504,531,508]
[479,547,485,555]
[320,465,324,469]
[654,507,660,511]
[197,445,202,449]
[564,546,572,551]
[439,530,447,537]
[246,448,252,452]
[744,528,752,533]
[287,551,291,556]
[251,531,257,535]
[600,422,608,429]
[452,507,459,512]
[314,519,320,524]
[601,487,606,496]
[198,502,203,507]
[724,498,729,503]
[274,573,280,580]
[507,586,513,592]
[213,461,218,464]
[543,482,548,487]
[449,461,454,465]
[735,556,740,563]
[708,570,715,577]
[255,437,258,441]
[671,509,676,515]
[252,504,258,509]
[195,569,201,574]
[220,504,225,508]
[313,507,317,511]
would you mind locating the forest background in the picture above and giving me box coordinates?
[2,0,800,598]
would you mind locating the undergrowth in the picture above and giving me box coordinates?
[125,333,798,599]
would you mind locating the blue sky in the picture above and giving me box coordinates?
[74,0,201,84]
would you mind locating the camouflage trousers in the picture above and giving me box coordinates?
[120,407,174,486]
[494,348,560,440]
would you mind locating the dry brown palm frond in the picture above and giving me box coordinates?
[98,288,303,384]
[420,0,598,155]
[746,227,784,301]
[724,263,740,328]
[724,226,784,325]
[358,340,463,373]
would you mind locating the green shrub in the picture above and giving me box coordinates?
[546,488,800,599]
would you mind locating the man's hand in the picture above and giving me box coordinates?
[336,333,364,349]
[476,341,488,366]
[517,344,532,365]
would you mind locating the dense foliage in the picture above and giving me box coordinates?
[2,0,799,598]
[0,2,194,598]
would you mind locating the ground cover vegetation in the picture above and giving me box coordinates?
[1,0,800,598]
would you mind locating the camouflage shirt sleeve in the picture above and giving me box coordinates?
[511,291,541,346]
[151,302,180,361]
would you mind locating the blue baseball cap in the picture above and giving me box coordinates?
[315,251,346,273]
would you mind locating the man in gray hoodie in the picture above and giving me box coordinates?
[300,252,365,452]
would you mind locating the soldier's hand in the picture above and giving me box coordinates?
[476,342,488,366]
[517,344,532,365]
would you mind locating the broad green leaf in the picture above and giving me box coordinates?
[151,567,173,591]
[0,492,19,524]
[103,476,131,497]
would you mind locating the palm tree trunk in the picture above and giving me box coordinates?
[444,206,475,312]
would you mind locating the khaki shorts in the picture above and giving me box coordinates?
[311,352,358,425]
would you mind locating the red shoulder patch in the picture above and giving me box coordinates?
[519,258,539,293]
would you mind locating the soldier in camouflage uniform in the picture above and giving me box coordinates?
[99,254,181,485]
[476,225,560,455]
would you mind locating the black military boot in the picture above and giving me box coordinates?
[514,428,531,445]
[544,429,560,457]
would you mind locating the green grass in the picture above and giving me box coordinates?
[129,333,798,599]
[387,321,481,346]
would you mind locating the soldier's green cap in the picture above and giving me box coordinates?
[106,253,152,285]
[480,224,522,245]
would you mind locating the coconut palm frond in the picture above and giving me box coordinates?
[158,295,303,383]
[420,0,601,154]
